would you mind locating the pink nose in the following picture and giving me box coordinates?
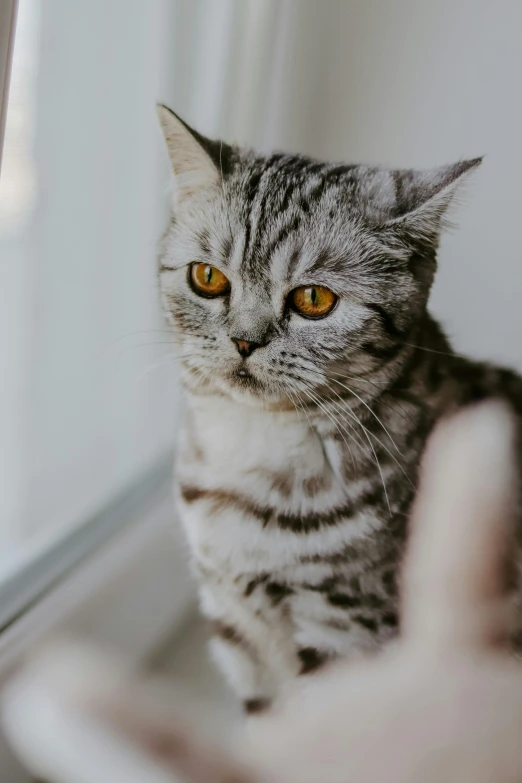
[232,339,260,358]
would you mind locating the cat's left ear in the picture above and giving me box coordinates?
[156,104,232,204]
[378,158,482,250]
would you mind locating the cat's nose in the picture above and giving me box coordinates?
[231,338,262,358]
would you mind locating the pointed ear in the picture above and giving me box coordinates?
[156,104,229,203]
[380,158,482,250]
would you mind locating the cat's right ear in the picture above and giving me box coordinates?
[156,105,226,204]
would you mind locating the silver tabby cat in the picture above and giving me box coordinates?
[157,105,522,714]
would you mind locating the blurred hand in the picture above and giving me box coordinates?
[252,400,522,783]
[3,402,522,783]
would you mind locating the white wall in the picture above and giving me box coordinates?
[274,0,522,371]
[0,0,184,549]
[24,0,180,535]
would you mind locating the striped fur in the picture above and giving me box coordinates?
[157,106,522,710]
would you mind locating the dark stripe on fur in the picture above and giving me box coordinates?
[298,647,331,675]
[196,229,211,255]
[366,303,405,339]
[180,483,387,533]
[361,340,403,363]
[212,620,245,646]
[381,611,399,627]
[304,576,338,593]
[328,592,361,608]
[244,573,269,597]
[265,581,293,606]
[325,618,352,632]
[244,698,271,715]
[352,615,378,633]
[382,569,397,595]
[263,213,302,260]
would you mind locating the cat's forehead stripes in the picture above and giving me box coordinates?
[229,155,330,278]
[223,158,382,292]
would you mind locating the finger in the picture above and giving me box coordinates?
[401,400,518,650]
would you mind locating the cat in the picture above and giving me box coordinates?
[156,104,522,714]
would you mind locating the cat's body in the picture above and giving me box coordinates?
[176,322,522,709]
[156,106,522,711]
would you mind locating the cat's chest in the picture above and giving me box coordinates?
[178,395,326,488]
[175,395,377,575]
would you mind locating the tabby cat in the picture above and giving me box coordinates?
[156,104,522,714]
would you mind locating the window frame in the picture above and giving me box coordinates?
[0,0,18,174]
[0,452,174,635]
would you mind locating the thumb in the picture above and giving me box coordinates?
[401,400,518,651]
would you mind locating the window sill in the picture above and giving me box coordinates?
[0,454,194,678]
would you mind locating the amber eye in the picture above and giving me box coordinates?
[289,285,337,318]
[189,263,230,297]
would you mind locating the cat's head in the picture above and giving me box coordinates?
[157,105,480,408]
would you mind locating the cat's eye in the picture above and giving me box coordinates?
[189,263,231,297]
[289,285,337,318]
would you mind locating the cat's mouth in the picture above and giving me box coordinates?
[228,365,268,396]
[207,364,296,409]
[231,366,261,385]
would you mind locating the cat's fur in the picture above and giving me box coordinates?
[157,105,522,712]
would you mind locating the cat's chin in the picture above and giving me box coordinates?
[215,372,293,410]
[225,375,275,406]
[181,366,295,410]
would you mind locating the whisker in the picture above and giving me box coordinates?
[179,363,213,390]
[327,394,391,511]
[97,330,178,360]
[280,378,346,488]
[303,383,390,509]
[102,328,215,357]
[107,328,177,344]
[294,362,403,455]
[328,393,416,492]
[136,351,197,383]
[294,368,416,493]
[401,341,456,358]
[286,372,372,467]
[328,378,402,455]
[300,386,357,474]
[112,341,183,362]
[112,335,218,361]
[292,358,416,429]
[285,387,306,426]
[327,370,417,429]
